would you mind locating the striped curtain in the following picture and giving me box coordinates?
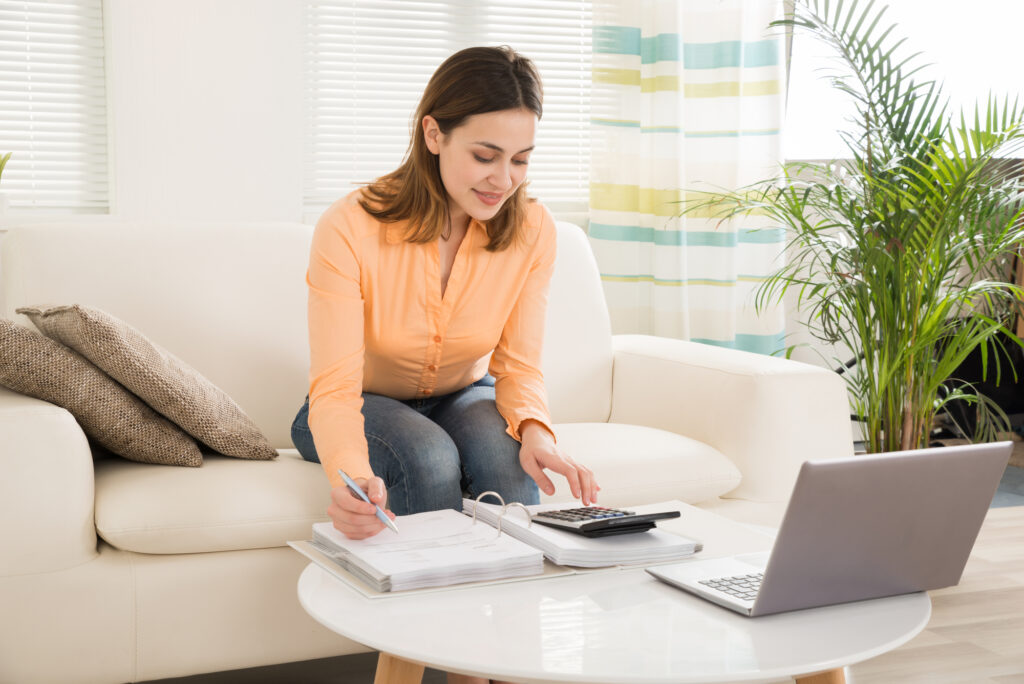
[588,0,787,355]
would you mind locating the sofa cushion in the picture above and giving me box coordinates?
[95,451,331,554]
[0,318,202,466]
[548,423,741,507]
[19,304,276,460]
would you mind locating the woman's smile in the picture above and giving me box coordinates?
[473,189,504,206]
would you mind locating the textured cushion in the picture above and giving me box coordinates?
[19,304,277,460]
[0,318,202,466]
[547,423,742,507]
[95,451,331,554]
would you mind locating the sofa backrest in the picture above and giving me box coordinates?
[0,220,612,449]
[1,223,312,449]
[543,222,613,424]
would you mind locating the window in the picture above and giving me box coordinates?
[0,1,109,213]
[784,0,1024,160]
[303,0,592,223]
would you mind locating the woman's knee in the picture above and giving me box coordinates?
[365,423,464,514]
[291,397,320,464]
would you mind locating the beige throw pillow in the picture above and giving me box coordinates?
[0,318,202,466]
[19,305,277,460]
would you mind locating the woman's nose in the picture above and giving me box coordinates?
[490,162,513,191]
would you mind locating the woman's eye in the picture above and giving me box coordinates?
[473,154,494,163]
[513,158,529,166]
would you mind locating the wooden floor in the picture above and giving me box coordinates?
[147,505,1024,684]
[845,505,1024,684]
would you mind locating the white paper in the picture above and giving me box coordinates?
[311,509,543,591]
[462,500,702,568]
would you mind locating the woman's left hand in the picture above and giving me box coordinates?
[518,420,599,505]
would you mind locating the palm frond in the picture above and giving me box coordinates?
[693,0,1024,452]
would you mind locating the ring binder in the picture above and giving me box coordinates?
[471,491,533,537]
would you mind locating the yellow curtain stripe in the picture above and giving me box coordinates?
[592,68,642,87]
[590,184,772,218]
[594,67,780,97]
[641,77,780,96]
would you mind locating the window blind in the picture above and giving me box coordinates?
[0,1,108,213]
[304,0,591,223]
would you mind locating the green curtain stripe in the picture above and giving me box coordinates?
[641,36,780,68]
[590,222,784,245]
[590,119,780,138]
[593,25,641,55]
[593,26,780,69]
[683,128,779,138]
[590,183,771,218]
[590,118,641,128]
[600,273,768,286]
[601,274,735,287]
[693,334,787,356]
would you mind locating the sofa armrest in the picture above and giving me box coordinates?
[610,335,853,503]
[0,386,98,575]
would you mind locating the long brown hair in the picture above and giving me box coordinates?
[359,46,543,252]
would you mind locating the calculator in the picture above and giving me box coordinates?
[532,506,681,537]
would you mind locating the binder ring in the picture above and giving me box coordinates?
[498,502,533,535]
[470,491,532,537]
[471,491,505,525]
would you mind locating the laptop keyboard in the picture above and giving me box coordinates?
[699,572,764,601]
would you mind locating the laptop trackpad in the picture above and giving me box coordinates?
[732,551,770,570]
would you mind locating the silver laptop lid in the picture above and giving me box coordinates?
[752,441,1010,616]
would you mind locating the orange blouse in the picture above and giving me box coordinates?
[306,190,557,488]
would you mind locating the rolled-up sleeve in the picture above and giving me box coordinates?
[489,207,557,442]
[306,204,371,487]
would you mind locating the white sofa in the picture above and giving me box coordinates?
[0,220,852,683]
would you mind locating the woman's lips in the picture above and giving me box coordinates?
[474,189,503,206]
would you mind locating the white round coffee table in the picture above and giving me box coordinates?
[297,561,930,684]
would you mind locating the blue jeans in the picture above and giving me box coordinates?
[291,375,539,515]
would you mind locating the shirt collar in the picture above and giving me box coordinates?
[383,218,485,245]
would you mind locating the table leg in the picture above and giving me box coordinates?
[795,668,846,684]
[373,652,425,684]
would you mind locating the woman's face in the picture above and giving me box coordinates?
[422,108,536,228]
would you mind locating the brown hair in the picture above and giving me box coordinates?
[359,46,543,251]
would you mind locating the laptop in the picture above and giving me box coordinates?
[647,441,1011,616]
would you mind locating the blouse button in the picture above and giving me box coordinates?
[433,335,442,343]
[427,364,437,372]
[423,389,433,396]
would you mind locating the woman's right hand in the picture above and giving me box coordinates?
[327,475,394,539]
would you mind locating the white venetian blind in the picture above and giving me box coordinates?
[304,0,591,223]
[0,1,108,213]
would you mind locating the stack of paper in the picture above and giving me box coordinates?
[461,500,702,568]
[309,509,543,592]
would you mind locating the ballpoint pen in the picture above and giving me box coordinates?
[338,469,399,534]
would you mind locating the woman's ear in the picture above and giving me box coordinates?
[422,115,442,155]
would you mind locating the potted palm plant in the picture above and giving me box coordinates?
[682,0,1024,453]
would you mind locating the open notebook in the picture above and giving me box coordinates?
[290,500,701,595]
[299,508,544,593]
[462,499,702,567]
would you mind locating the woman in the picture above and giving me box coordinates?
[292,45,598,543]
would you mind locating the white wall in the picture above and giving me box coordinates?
[105,0,305,223]
[3,1,849,379]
